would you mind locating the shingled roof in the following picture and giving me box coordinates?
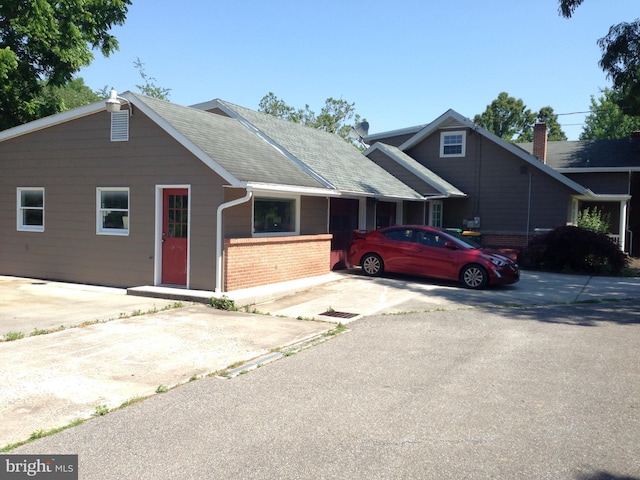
[194,99,424,200]
[518,138,640,171]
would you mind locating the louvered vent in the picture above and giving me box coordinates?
[110,111,129,142]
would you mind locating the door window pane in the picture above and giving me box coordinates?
[167,195,188,238]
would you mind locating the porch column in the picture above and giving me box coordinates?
[619,200,627,252]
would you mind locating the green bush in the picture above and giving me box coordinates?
[576,207,610,234]
[518,226,628,275]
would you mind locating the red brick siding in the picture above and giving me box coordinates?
[482,233,528,248]
[224,234,332,291]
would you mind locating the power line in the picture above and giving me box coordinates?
[555,111,591,116]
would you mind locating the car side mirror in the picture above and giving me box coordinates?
[444,241,457,250]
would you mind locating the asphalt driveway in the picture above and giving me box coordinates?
[13,300,640,479]
[2,270,640,468]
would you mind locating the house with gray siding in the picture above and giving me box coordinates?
[364,110,632,252]
[518,134,640,256]
[0,91,427,292]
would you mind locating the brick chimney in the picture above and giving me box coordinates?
[532,122,548,163]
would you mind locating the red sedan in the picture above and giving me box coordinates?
[347,226,519,289]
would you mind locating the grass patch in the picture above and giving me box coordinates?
[155,384,169,394]
[30,328,49,336]
[3,331,24,341]
[1,419,85,452]
[324,322,346,337]
[92,404,109,417]
[209,296,238,311]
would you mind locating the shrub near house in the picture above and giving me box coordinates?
[518,226,628,275]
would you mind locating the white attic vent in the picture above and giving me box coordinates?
[110,111,129,142]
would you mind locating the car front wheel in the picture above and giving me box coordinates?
[361,253,383,276]
[461,264,488,289]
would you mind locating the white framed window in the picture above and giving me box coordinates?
[253,194,300,236]
[17,187,45,232]
[440,131,466,157]
[97,187,129,235]
[429,200,443,228]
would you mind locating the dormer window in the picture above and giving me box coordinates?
[440,131,466,157]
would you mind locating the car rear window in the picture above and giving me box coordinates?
[383,229,414,242]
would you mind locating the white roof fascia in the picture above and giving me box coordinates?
[366,143,467,198]
[0,101,104,142]
[575,192,630,201]
[206,99,336,190]
[247,182,340,197]
[126,93,242,187]
[398,109,592,196]
[556,167,640,173]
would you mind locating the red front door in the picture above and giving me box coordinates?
[162,189,188,285]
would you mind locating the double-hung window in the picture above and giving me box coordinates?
[253,195,299,236]
[97,187,129,235]
[17,188,45,232]
[440,131,466,157]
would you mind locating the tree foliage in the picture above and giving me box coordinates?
[0,0,131,130]
[134,58,171,100]
[473,92,566,142]
[580,87,640,140]
[258,92,364,145]
[559,0,640,116]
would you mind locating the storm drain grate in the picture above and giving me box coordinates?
[319,311,359,319]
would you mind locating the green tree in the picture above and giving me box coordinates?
[40,77,102,111]
[536,106,567,141]
[559,1,640,116]
[258,92,364,145]
[474,93,567,142]
[0,0,131,130]
[580,87,640,140]
[134,58,171,100]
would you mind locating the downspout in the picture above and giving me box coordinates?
[216,187,253,293]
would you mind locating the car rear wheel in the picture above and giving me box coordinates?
[361,253,383,276]
[461,264,488,289]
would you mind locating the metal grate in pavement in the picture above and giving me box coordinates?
[319,311,359,319]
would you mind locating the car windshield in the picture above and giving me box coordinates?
[444,230,482,249]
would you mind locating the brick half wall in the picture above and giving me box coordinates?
[224,234,333,291]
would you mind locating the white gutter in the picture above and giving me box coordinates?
[216,188,253,292]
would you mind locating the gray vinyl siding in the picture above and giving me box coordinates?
[366,150,440,196]
[0,110,226,290]
[564,172,630,195]
[300,196,328,234]
[406,128,576,234]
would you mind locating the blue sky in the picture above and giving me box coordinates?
[79,0,639,140]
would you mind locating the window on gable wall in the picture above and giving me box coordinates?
[440,131,466,157]
[17,187,44,232]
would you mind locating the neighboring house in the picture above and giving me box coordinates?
[0,92,426,292]
[364,110,632,253]
[518,133,640,256]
